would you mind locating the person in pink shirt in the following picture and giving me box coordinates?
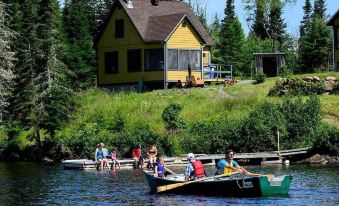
[110,149,121,170]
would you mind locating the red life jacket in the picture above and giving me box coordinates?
[191,160,205,178]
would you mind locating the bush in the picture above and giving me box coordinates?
[162,103,186,130]
[253,72,266,84]
[279,65,293,77]
[269,78,326,96]
[311,124,339,155]
[332,83,339,94]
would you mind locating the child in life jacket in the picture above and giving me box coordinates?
[110,149,121,170]
[154,156,176,178]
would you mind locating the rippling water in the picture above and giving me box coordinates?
[0,162,338,205]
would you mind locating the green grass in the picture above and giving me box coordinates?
[63,72,338,137]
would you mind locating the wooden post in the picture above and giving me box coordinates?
[276,124,280,157]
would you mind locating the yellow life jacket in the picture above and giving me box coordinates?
[224,161,234,174]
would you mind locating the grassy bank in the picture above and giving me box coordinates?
[1,72,338,159]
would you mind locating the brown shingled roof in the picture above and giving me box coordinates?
[327,9,339,26]
[95,0,213,46]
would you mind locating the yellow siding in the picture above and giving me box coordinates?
[334,17,339,25]
[167,71,202,81]
[97,7,164,85]
[98,45,164,85]
[203,47,210,66]
[97,7,142,47]
[167,21,203,49]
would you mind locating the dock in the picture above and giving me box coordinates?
[62,147,310,170]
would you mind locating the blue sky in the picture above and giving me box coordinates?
[194,0,339,36]
[59,0,339,36]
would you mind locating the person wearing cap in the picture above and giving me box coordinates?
[216,149,248,175]
[184,153,206,182]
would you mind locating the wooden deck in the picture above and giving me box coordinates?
[62,148,310,170]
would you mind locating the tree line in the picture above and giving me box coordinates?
[199,0,332,76]
[0,0,334,159]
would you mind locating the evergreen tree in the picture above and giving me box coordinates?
[220,0,245,72]
[4,0,38,127]
[269,0,286,49]
[31,0,73,159]
[91,0,115,34]
[299,0,312,39]
[0,1,15,122]
[190,0,208,30]
[252,0,269,39]
[209,14,222,64]
[313,0,326,19]
[298,17,332,73]
[63,0,96,90]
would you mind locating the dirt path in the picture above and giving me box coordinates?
[217,87,234,99]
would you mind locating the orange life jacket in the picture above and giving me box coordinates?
[191,160,205,178]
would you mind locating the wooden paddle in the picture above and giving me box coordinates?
[246,172,275,179]
[156,172,238,193]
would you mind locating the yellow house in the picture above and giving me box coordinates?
[327,9,339,71]
[94,0,213,90]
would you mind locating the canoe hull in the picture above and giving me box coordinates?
[144,171,291,197]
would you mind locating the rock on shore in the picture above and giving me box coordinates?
[296,154,339,164]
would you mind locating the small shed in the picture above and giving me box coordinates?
[254,53,286,77]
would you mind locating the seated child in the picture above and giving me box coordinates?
[154,156,176,178]
[110,150,121,170]
[132,145,144,169]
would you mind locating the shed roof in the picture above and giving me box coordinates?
[95,0,213,46]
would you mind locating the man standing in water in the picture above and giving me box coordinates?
[216,149,248,175]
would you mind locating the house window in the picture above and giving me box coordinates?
[115,19,124,38]
[168,49,178,69]
[127,49,141,72]
[144,49,164,71]
[336,26,339,49]
[168,49,200,70]
[105,51,119,74]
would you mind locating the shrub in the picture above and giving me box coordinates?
[311,124,339,155]
[279,65,293,77]
[253,72,266,84]
[332,82,339,94]
[269,78,326,96]
[162,103,186,130]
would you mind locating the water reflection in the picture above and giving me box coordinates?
[0,163,338,205]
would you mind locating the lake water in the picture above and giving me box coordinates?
[0,162,338,205]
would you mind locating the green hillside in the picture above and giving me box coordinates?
[1,72,338,159]
[53,72,338,158]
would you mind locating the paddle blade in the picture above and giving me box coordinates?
[157,182,185,193]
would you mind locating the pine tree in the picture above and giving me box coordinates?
[313,0,326,19]
[220,0,245,71]
[252,0,269,40]
[298,17,332,73]
[209,14,222,64]
[299,0,312,39]
[269,0,286,49]
[92,0,115,34]
[6,0,39,127]
[0,1,15,122]
[31,0,73,159]
[190,0,208,30]
[62,0,96,90]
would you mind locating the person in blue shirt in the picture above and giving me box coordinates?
[216,149,248,175]
[95,143,111,170]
